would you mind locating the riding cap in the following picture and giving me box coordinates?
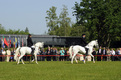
[82,34,86,36]
[28,34,31,37]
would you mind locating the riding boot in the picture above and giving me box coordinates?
[85,48,89,56]
[31,48,34,60]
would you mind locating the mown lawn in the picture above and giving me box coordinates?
[0,61,121,80]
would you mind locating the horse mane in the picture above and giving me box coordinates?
[86,40,97,47]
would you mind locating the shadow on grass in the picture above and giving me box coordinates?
[13,61,36,65]
[64,61,96,65]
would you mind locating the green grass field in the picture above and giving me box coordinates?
[0,61,121,80]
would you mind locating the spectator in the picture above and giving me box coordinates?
[55,48,59,61]
[64,48,67,61]
[53,48,57,61]
[13,48,16,61]
[37,48,43,61]
[46,47,51,61]
[66,50,70,61]
[92,48,96,61]
[119,48,121,55]
[102,47,107,61]
[115,48,121,61]
[37,49,41,61]
[119,48,121,60]
[10,49,14,62]
[0,48,3,61]
[2,49,6,61]
[110,48,115,61]
[97,46,103,61]
[57,49,60,61]
[60,48,65,61]
[107,48,111,61]
[42,49,46,61]
[6,48,11,62]
[50,47,53,60]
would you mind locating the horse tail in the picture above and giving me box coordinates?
[14,47,20,61]
[69,46,73,58]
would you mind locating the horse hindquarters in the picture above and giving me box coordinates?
[69,46,73,59]
[14,47,20,61]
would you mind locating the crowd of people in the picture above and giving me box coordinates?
[0,46,121,62]
[0,47,15,62]
[93,46,121,61]
[36,47,69,61]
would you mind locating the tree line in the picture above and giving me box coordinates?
[46,0,121,47]
[0,24,29,35]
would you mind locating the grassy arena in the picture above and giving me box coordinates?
[0,61,121,80]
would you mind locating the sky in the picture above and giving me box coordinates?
[0,0,80,35]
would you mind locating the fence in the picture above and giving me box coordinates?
[0,55,121,62]
[0,54,121,57]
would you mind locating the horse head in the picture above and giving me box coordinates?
[35,42,44,48]
[94,40,99,48]
[87,40,98,48]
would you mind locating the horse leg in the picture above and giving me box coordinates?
[71,53,77,64]
[17,56,21,64]
[16,57,19,62]
[17,58,20,64]
[74,57,78,64]
[31,59,34,62]
[34,54,38,64]
[17,55,24,64]
[31,55,35,62]
[21,58,24,64]
[90,54,95,63]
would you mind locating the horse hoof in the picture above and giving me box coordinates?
[71,62,73,64]
[32,60,34,62]
[84,61,85,64]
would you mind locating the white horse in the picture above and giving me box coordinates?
[69,40,98,64]
[14,42,44,64]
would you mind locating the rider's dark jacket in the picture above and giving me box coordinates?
[80,37,87,47]
[27,36,33,47]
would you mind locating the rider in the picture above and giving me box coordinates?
[80,34,88,56]
[27,34,34,56]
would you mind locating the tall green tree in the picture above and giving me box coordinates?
[25,27,29,34]
[70,23,89,41]
[45,6,58,35]
[58,5,71,36]
[73,0,121,47]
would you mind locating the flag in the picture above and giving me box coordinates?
[3,36,9,47]
[15,37,17,48]
[18,38,20,47]
[7,38,9,47]
[9,36,11,48]
[1,38,4,48]
[22,38,24,47]
[13,37,15,48]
